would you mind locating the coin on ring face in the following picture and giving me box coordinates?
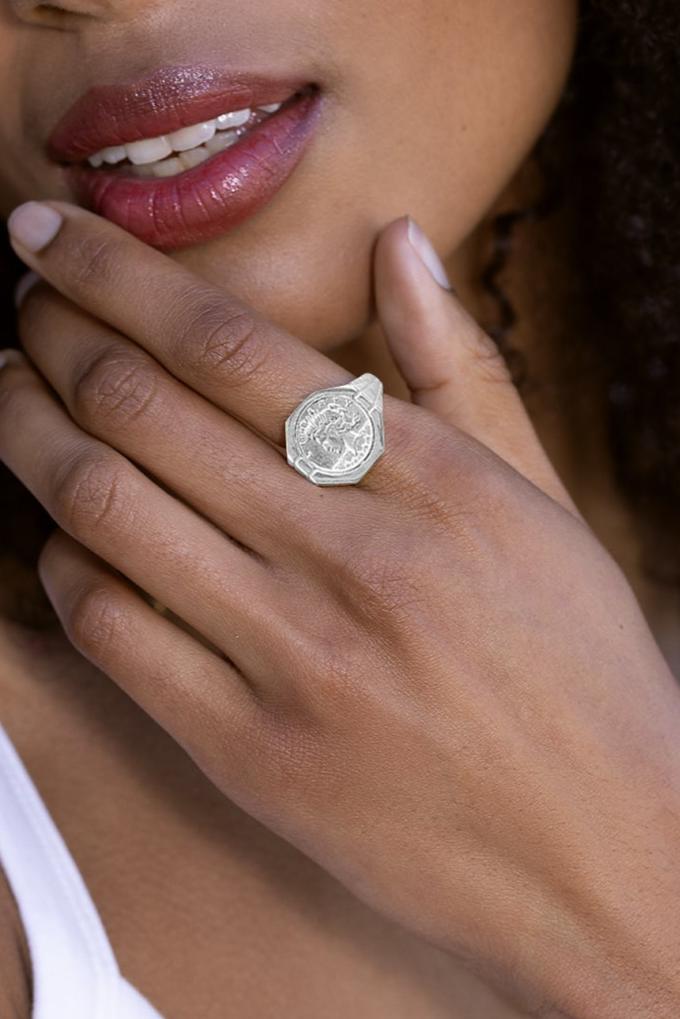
[285,372,385,485]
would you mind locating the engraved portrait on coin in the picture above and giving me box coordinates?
[285,372,385,485]
[295,393,373,474]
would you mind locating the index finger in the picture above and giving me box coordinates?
[8,199,360,447]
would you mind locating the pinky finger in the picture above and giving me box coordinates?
[37,528,263,785]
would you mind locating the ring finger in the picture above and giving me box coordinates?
[18,284,358,561]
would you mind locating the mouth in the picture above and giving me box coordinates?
[48,66,324,250]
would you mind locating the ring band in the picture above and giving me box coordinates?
[285,372,385,485]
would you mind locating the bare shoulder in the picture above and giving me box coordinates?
[0,867,31,1019]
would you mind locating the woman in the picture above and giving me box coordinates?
[1,0,680,1015]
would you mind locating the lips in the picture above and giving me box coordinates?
[48,66,323,250]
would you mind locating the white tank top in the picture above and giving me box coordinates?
[0,722,166,1018]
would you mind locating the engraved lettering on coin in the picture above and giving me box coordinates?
[295,393,374,474]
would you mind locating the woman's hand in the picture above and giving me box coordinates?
[3,200,680,1018]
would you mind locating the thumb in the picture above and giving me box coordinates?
[374,215,579,514]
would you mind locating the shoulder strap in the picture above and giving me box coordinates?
[0,723,163,1019]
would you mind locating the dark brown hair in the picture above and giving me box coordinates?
[2,0,680,626]
[477,0,680,590]
[550,1,680,586]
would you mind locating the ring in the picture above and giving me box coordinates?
[285,372,385,485]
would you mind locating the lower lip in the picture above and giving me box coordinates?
[64,88,322,251]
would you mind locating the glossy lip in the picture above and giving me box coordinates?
[48,64,315,163]
[47,66,323,251]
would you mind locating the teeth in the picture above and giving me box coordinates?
[150,157,185,178]
[101,145,126,165]
[126,163,155,177]
[205,130,240,154]
[123,128,241,178]
[178,147,211,170]
[86,100,284,171]
[167,120,216,152]
[215,108,251,130]
[125,135,173,166]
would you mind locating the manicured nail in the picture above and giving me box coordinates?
[406,216,452,291]
[14,270,42,309]
[0,348,25,371]
[7,202,63,253]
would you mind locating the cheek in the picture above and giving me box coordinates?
[176,0,578,352]
[0,29,74,212]
[0,37,27,211]
[425,0,579,240]
[0,2,578,355]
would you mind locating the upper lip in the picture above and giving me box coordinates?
[48,64,312,164]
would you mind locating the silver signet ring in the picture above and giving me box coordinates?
[285,372,385,485]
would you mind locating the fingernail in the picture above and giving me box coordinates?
[7,201,63,253]
[406,216,452,291]
[0,348,25,371]
[14,270,42,309]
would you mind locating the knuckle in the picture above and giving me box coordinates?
[416,437,499,536]
[405,418,495,527]
[351,552,415,616]
[173,288,267,386]
[334,527,429,622]
[383,403,421,463]
[66,234,121,290]
[364,402,428,491]
[310,633,376,708]
[372,412,471,523]
[412,416,470,483]
[433,444,515,550]
[465,446,516,510]
[267,585,372,719]
[255,712,325,801]
[51,450,132,538]
[66,582,126,658]
[72,347,159,431]
[462,326,512,385]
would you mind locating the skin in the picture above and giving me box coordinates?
[1,2,680,1018]
[0,0,578,347]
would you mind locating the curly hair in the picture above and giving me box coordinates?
[1,0,680,626]
[467,0,680,591]
[557,0,680,586]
